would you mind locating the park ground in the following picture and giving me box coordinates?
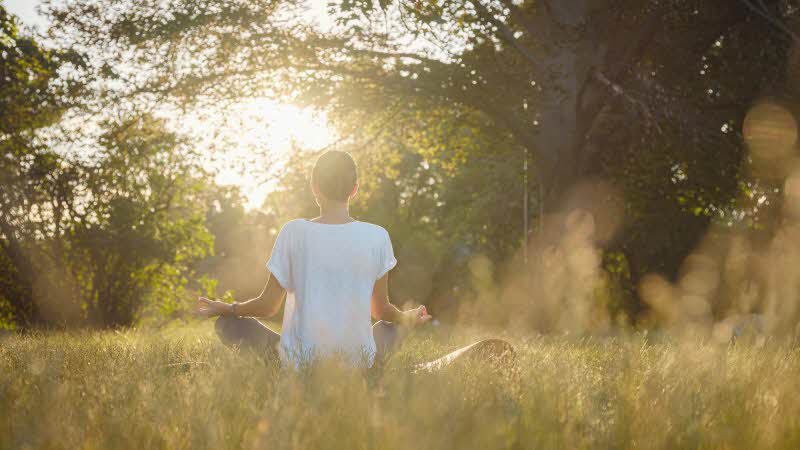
[2,323,800,450]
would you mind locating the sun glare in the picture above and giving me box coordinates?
[180,99,336,210]
[233,99,335,151]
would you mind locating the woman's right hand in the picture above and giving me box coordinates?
[194,297,228,318]
[404,305,433,326]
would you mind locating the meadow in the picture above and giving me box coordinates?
[2,323,800,450]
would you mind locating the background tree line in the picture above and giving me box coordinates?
[1,0,798,330]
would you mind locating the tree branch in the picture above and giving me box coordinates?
[740,0,800,44]
[473,1,539,70]
[497,0,547,39]
[592,69,660,133]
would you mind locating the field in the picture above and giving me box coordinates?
[2,323,800,450]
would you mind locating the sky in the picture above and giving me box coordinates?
[3,0,337,209]
[5,0,50,33]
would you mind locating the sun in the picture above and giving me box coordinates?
[233,98,336,152]
[179,98,336,210]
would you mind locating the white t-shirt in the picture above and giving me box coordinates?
[266,219,397,368]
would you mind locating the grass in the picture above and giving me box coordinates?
[2,322,800,450]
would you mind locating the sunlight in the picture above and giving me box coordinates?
[229,98,335,152]
[181,99,336,210]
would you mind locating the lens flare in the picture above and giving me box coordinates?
[743,102,798,176]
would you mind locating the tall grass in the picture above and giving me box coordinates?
[2,323,800,449]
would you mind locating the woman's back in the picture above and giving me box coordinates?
[267,219,396,367]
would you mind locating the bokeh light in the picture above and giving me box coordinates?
[743,102,798,176]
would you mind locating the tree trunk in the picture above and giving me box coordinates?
[498,0,664,214]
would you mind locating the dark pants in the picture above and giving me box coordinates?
[214,316,407,365]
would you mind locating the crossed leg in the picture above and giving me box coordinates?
[214,317,407,365]
[214,317,514,372]
[413,338,516,373]
[372,321,516,372]
[372,320,409,365]
[215,316,281,358]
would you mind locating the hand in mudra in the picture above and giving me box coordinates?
[194,297,227,318]
[405,305,433,326]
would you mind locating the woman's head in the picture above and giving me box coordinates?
[311,151,358,204]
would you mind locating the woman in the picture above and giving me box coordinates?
[195,150,513,370]
[195,150,431,368]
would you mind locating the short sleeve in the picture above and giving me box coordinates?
[376,230,397,280]
[266,223,293,291]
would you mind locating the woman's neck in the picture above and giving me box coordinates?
[313,203,353,224]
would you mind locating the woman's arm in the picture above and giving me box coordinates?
[195,274,286,318]
[370,273,432,326]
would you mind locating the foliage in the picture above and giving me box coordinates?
[42,0,800,323]
[261,103,528,314]
[3,0,799,325]
[70,115,215,326]
[1,113,215,327]
[0,6,80,327]
[0,5,219,328]
[193,184,278,302]
[2,326,800,449]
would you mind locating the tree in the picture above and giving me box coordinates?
[45,0,800,321]
[69,115,214,326]
[0,6,83,326]
[1,5,219,327]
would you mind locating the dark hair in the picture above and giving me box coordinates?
[311,151,358,202]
